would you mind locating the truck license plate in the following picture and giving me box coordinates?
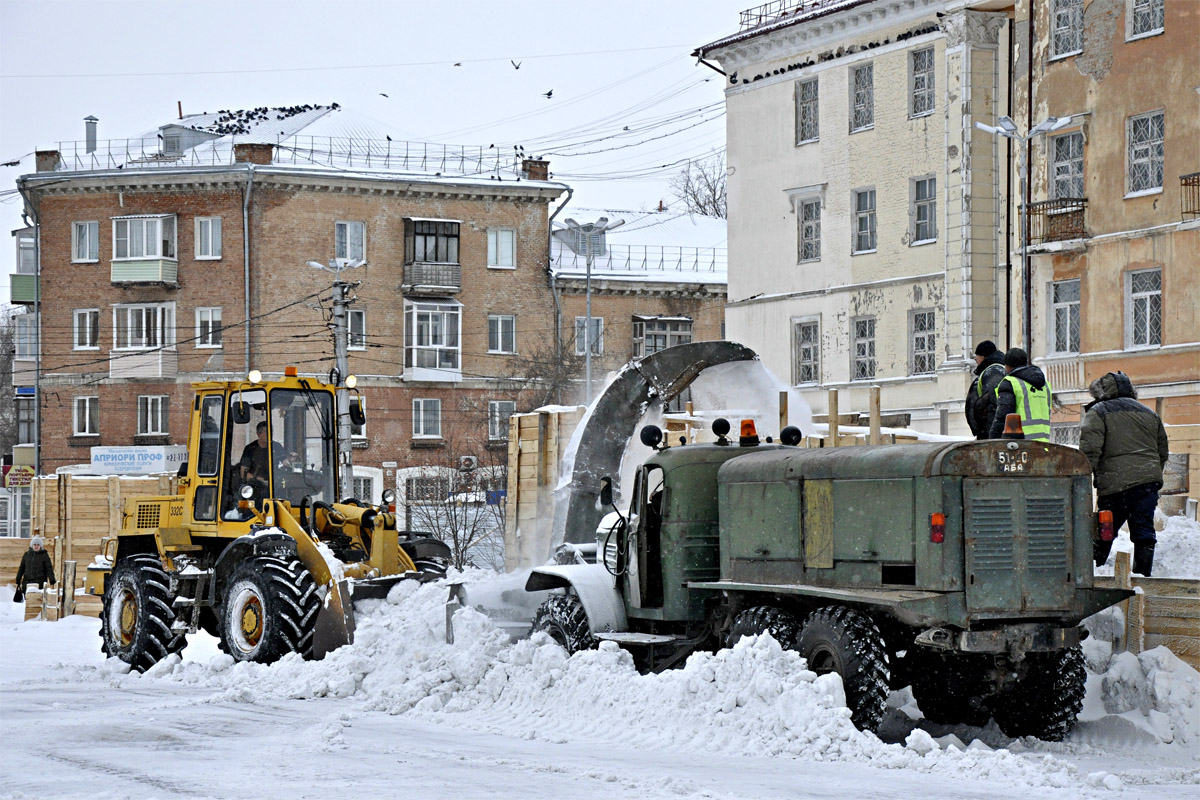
[997,450,1030,473]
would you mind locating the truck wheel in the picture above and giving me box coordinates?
[219,556,320,664]
[911,675,991,727]
[100,555,184,672]
[725,606,800,648]
[532,593,595,654]
[796,606,890,733]
[993,647,1086,741]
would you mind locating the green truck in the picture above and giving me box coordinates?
[526,419,1129,740]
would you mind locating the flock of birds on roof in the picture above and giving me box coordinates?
[191,103,337,135]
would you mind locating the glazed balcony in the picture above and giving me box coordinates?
[111,259,178,287]
[403,262,462,294]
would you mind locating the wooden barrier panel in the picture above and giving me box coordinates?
[503,407,584,570]
[1096,551,1200,670]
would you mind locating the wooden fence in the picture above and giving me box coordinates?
[1096,551,1200,670]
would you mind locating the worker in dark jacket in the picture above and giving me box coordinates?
[965,340,1006,440]
[15,536,56,594]
[988,348,1052,440]
[1081,372,1170,576]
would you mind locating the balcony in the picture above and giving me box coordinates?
[1040,355,1086,392]
[403,262,461,294]
[1029,198,1087,244]
[10,273,38,304]
[1182,172,1200,220]
[11,357,36,386]
[109,349,178,379]
[111,259,178,286]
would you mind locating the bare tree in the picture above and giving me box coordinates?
[670,150,727,219]
[499,335,588,408]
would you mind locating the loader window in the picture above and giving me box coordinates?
[223,389,267,516]
[269,388,336,506]
[197,396,223,477]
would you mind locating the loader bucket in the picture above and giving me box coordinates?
[312,579,356,660]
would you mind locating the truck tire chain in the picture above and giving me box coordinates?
[992,646,1086,741]
[532,594,595,654]
[725,606,801,649]
[796,606,890,732]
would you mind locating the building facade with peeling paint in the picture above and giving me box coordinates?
[697,0,1016,435]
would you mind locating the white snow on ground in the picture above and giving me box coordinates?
[3,576,1197,799]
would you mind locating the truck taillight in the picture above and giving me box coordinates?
[930,512,945,544]
[1098,510,1114,541]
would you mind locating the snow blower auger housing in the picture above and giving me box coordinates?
[91,370,450,672]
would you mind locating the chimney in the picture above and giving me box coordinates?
[35,150,61,172]
[522,158,549,181]
[84,116,98,154]
[234,143,274,165]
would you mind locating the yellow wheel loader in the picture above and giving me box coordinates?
[89,368,451,672]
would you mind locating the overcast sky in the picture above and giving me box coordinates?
[0,0,739,304]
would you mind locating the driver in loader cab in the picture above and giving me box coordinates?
[239,421,290,496]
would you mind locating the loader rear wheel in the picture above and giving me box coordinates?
[796,605,890,733]
[992,646,1086,741]
[532,593,595,654]
[725,606,800,649]
[220,556,319,664]
[100,555,183,673]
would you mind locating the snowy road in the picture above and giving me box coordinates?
[2,582,1197,800]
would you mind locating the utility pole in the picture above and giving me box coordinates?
[561,216,625,403]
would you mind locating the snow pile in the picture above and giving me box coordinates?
[1096,512,1200,579]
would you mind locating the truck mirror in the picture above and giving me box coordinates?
[600,476,614,507]
[232,401,251,425]
[349,399,365,426]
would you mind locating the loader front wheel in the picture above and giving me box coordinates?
[220,556,320,664]
[100,555,182,673]
[532,593,595,654]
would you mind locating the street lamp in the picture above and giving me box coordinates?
[974,115,1072,354]
[561,216,625,403]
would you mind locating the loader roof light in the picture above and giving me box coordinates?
[1098,510,1115,541]
[284,366,298,377]
[930,512,946,544]
[346,374,358,389]
[247,369,263,384]
[739,419,759,447]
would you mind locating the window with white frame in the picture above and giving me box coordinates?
[74,396,98,436]
[800,199,821,261]
[796,78,819,144]
[352,476,375,503]
[1126,110,1164,194]
[910,310,936,375]
[16,229,36,273]
[574,316,604,355]
[16,396,35,444]
[74,309,99,350]
[351,398,366,440]
[910,48,935,116]
[793,320,820,384]
[14,315,37,358]
[852,317,876,380]
[851,64,874,131]
[488,314,516,353]
[113,215,176,260]
[853,188,877,253]
[1050,280,1081,354]
[113,303,175,350]
[195,307,222,348]
[1052,0,1084,57]
[1128,0,1164,39]
[413,398,442,438]
[488,400,516,441]
[487,229,515,268]
[137,395,169,435]
[195,217,222,259]
[632,317,692,358]
[912,176,936,243]
[407,220,460,263]
[1052,132,1085,199]
[335,221,365,263]
[349,309,366,350]
[1127,268,1162,347]
[72,221,99,262]
[405,301,461,375]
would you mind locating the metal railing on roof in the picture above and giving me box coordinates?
[738,0,855,31]
[552,244,727,274]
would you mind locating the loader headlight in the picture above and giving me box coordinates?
[381,489,396,506]
[247,369,263,384]
[240,484,255,500]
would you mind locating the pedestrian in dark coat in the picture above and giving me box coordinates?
[1081,372,1169,576]
[15,536,56,594]
[965,340,1006,440]
[988,348,1052,440]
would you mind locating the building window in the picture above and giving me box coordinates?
[407,220,460,263]
[800,199,821,261]
[349,309,366,350]
[74,396,99,436]
[1052,132,1085,199]
[852,189,877,253]
[1052,0,1084,57]
[195,307,222,348]
[632,317,692,358]
[16,396,35,444]
[14,315,37,358]
[488,400,516,441]
[910,310,936,375]
[1127,268,1162,348]
[138,395,169,436]
[488,314,516,354]
[1128,0,1164,39]
[405,301,461,376]
[910,48,935,117]
[351,398,366,440]
[335,221,365,263]
[1050,280,1081,354]
[72,221,99,262]
[852,317,876,380]
[851,63,874,132]
[911,176,936,243]
[113,303,175,350]
[1126,111,1164,194]
[195,217,222,259]
[413,398,442,438]
[113,215,176,260]
[796,78,819,144]
[793,320,820,385]
[73,309,99,350]
[16,229,36,273]
[574,316,604,355]
[487,229,516,268]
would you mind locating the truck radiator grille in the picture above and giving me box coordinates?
[968,498,1015,570]
[1026,498,1069,571]
[136,504,160,529]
